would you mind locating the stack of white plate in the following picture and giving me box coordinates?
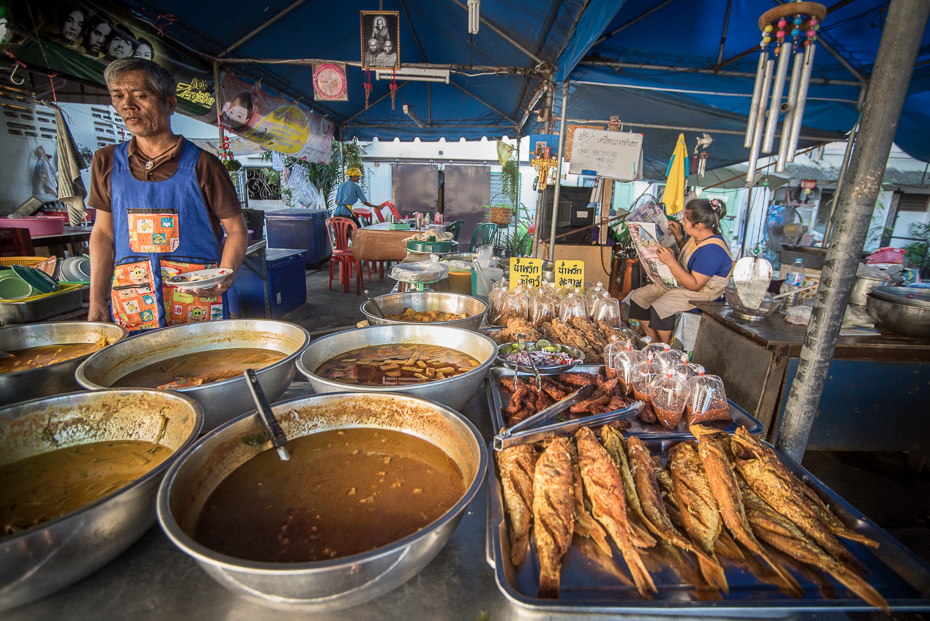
[57,256,90,283]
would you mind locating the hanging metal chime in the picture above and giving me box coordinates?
[745,1,826,184]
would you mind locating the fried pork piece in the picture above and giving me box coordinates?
[576,426,657,598]
[497,445,538,566]
[739,478,889,611]
[556,372,599,387]
[533,437,576,598]
[690,426,804,598]
[626,436,725,579]
[601,427,658,549]
[668,442,729,594]
[597,321,620,342]
[732,428,868,575]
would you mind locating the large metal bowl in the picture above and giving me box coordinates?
[0,389,203,611]
[360,291,487,331]
[76,320,310,432]
[0,322,128,406]
[297,325,497,411]
[157,392,486,612]
[866,293,930,339]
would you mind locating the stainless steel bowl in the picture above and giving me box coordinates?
[157,392,486,612]
[0,389,203,611]
[76,320,310,432]
[360,292,487,332]
[866,293,930,339]
[297,325,497,410]
[0,322,128,405]
[869,286,930,309]
[849,275,887,307]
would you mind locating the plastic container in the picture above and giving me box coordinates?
[229,248,307,319]
[264,209,333,267]
[686,373,730,425]
[647,371,692,429]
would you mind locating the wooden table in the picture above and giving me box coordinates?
[351,221,416,264]
[691,302,930,452]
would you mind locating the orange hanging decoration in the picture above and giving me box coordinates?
[389,68,397,111]
[364,69,372,109]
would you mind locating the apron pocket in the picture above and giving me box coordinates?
[111,260,160,331]
[161,259,224,325]
[128,208,180,253]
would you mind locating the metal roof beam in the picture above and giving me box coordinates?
[448,80,520,126]
[450,0,545,65]
[399,0,428,63]
[716,0,734,66]
[774,0,867,84]
[218,0,309,58]
[341,82,409,125]
[594,0,681,46]
[563,117,843,141]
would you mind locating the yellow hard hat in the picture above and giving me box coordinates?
[346,167,362,177]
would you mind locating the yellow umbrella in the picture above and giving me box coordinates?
[661,133,689,216]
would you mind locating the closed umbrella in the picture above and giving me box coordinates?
[55,107,88,227]
[661,133,689,216]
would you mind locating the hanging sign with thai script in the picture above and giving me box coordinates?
[509,257,542,290]
[555,260,585,291]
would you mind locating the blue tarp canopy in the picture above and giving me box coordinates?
[538,0,930,176]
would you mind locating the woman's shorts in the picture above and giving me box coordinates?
[628,299,676,332]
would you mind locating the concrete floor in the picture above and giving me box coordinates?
[279,261,930,619]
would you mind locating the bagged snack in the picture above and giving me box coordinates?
[648,370,692,430]
[630,352,662,413]
[686,372,730,425]
[592,296,622,327]
[559,291,587,322]
[610,342,642,395]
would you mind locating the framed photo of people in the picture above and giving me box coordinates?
[360,11,400,70]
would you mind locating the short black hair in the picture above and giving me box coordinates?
[104,58,176,101]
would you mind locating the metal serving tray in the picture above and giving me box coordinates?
[487,437,930,614]
[487,364,762,439]
[0,285,83,324]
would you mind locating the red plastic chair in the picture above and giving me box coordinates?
[352,207,374,227]
[325,217,364,295]
[381,201,401,221]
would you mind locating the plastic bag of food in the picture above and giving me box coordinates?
[530,294,558,326]
[390,259,449,283]
[585,281,609,314]
[648,370,692,429]
[592,297,622,327]
[609,342,642,395]
[630,353,662,407]
[643,342,671,360]
[686,373,730,424]
[559,292,587,322]
[655,348,687,374]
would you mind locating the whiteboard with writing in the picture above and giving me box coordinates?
[568,129,643,181]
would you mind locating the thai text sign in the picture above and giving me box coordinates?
[556,260,584,291]
[568,129,643,181]
[510,258,542,290]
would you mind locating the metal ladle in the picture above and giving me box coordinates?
[364,290,386,319]
[244,369,290,461]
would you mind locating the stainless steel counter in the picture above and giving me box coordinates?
[5,380,862,621]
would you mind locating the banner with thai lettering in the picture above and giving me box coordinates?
[8,0,215,118]
[509,258,542,290]
[218,71,335,164]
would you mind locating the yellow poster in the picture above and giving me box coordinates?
[555,260,584,291]
[510,258,542,290]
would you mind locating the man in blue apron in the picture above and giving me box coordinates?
[87,58,248,332]
[333,167,380,227]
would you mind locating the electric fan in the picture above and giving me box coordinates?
[764,205,807,254]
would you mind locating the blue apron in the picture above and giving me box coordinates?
[109,138,227,332]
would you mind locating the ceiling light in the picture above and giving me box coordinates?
[468,0,480,34]
[403,104,425,128]
[376,68,450,83]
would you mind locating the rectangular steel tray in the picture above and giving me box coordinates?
[486,437,930,614]
[487,364,762,439]
[0,284,83,324]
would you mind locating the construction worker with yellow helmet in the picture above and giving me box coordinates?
[333,166,380,228]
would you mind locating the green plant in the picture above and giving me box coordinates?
[904,222,930,273]
[500,159,520,209]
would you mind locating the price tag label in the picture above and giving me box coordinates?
[555,260,585,291]
[509,258,542,290]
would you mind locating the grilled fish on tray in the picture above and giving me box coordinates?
[492,423,893,610]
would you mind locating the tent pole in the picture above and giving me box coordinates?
[548,82,570,263]
[716,0,733,67]
[824,118,859,246]
[213,62,223,143]
[576,61,860,87]
[739,184,753,258]
[775,0,929,463]
[218,0,308,58]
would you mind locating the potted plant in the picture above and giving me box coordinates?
[487,201,514,227]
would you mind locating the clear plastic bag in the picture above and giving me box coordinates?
[559,292,587,322]
[530,293,558,326]
[656,348,687,374]
[643,342,671,360]
[630,354,662,405]
[390,259,448,283]
[592,297,622,327]
[585,281,609,314]
[686,373,730,425]
[648,371,693,429]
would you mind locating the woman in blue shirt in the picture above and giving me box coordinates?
[629,198,733,344]
[333,167,379,227]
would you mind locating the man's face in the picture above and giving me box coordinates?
[109,70,176,139]
[227,104,248,126]
[349,175,361,182]
[87,22,111,54]
[134,43,153,60]
[368,39,379,54]
[61,10,85,43]
[383,41,392,54]
[107,35,133,59]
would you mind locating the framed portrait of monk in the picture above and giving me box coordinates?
[361,11,400,70]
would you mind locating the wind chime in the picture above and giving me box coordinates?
[692,133,713,177]
[745,1,826,184]
[531,142,557,191]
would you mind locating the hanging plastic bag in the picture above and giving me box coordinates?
[686,372,730,425]
[648,370,692,429]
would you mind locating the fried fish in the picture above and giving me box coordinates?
[533,437,575,598]
[570,443,611,557]
[601,427,658,549]
[575,426,657,598]
[497,445,538,566]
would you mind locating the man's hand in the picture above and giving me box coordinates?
[656,244,677,266]
[87,304,112,323]
[190,271,236,298]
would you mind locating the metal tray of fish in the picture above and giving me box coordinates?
[487,365,762,439]
[486,437,930,614]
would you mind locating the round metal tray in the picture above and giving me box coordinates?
[495,341,585,375]
[407,240,459,253]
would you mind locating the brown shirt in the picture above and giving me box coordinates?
[87,136,242,242]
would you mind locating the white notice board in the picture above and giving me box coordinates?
[568,129,643,181]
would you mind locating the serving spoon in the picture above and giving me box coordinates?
[244,369,290,461]
[364,290,386,319]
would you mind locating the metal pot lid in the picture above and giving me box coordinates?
[869,286,930,309]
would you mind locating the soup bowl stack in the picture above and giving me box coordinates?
[157,392,486,612]
[297,324,497,411]
[0,389,203,611]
